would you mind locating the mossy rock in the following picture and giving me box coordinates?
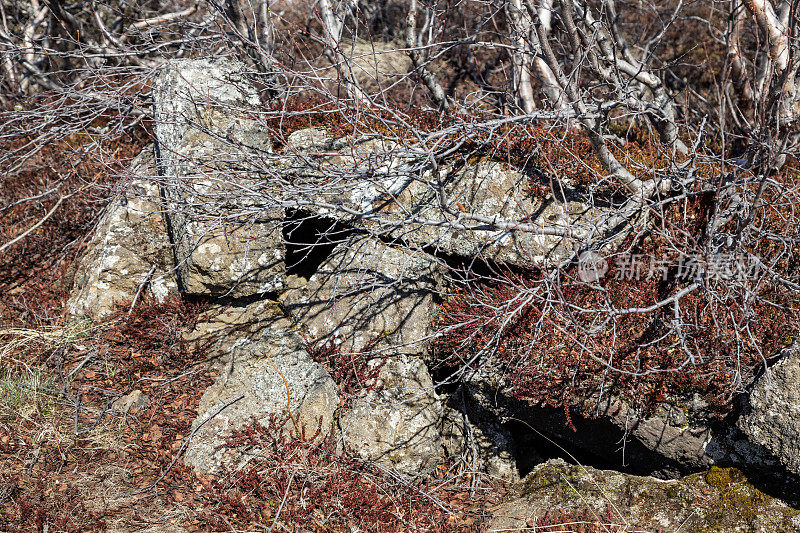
[490,459,800,532]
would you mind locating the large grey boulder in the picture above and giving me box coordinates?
[284,132,603,267]
[489,458,799,532]
[183,327,339,474]
[339,355,445,476]
[67,146,178,319]
[280,237,442,356]
[153,58,284,298]
[738,350,800,476]
[280,127,609,268]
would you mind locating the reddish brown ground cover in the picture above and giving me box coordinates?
[0,103,506,531]
[2,94,795,530]
[432,171,800,419]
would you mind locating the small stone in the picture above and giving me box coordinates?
[112,390,149,414]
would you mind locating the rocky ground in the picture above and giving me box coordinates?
[1,59,800,532]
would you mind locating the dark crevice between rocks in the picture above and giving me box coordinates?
[448,382,694,481]
[191,290,282,308]
[417,246,502,281]
[152,141,188,294]
[504,415,689,479]
[446,379,800,506]
[280,209,512,285]
[283,209,355,279]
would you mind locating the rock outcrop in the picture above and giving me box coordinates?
[288,132,602,268]
[339,355,445,476]
[369,158,599,266]
[489,459,800,532]
[280,236,442,356]
[153,58,284,298]
[184,324,339,474]
[67,146,178,319]
[62,58,800,514]
[738,348,800,476]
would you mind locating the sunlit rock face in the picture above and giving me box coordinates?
[489,459,800,532]
[280,236,442,357]
[183,326,339,475]
[338,355,445,477]
[738,349,800,476]
[67,146,178,320]
[152,58,284,298]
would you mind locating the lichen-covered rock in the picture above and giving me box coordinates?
[738,349,800,476]
[280,237,441,356]
[290,142,604,267]
[153,58,284,298]
[489,459,800,532]
[339,355,445,476]
[182,299,291,363]
[152,58,272,171]
[183,328,339,474]
[286,127,335,152]
[606,399,713,471]
[170,218,285,297]
[375,159,599,266]
[67,146,178,319]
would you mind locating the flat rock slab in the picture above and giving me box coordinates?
[153,58,284,298]
[280,237,442,356]
[67,146,178,320]
[375,158,598,266]
[183,328,339,474]
[489,459,800,532]
[282,131,604,268]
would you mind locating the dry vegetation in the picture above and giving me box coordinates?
[0,293,507,531]
[2,99,800,529]
[433,157,800,419]
[0,116,508,530]
[2,0,800,529]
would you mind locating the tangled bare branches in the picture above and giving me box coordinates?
[2,0,800,417]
